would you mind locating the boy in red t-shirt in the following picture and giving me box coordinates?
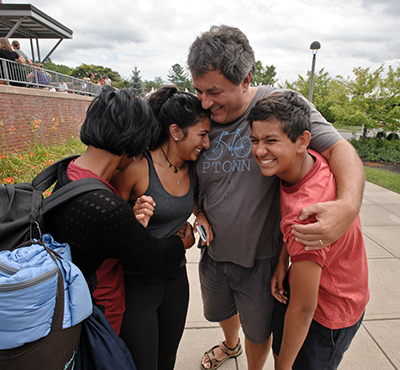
[248,91,369,370]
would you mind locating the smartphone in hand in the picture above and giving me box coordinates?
[196,224,207,244]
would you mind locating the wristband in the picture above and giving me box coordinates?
[194,208,204,217]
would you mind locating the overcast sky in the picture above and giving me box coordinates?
[4,0,400,84]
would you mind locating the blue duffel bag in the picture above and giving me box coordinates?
[0,235,92,370]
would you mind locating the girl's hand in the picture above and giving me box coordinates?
[178,222,195,250]
[134,195,155,228]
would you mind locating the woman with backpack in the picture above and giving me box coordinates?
[45,86,195,335]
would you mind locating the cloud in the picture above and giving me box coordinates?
[361,0,400,16]
[3,0,399,83]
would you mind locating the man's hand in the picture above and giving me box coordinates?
[194,212,214,246]
[291,198,358,250]
[294,138,364,250]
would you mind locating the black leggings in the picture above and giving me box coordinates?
[120,267,189,370]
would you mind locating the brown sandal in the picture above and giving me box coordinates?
[200,339,242,370]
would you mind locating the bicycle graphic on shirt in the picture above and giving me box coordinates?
[204,128,252,160]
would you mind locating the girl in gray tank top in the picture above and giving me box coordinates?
[112,86,211,370]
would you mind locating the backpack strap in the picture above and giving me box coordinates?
[30,156,110,238]
[42,178,110,214]
[12,240,65,333]
[44,244,65,333]
[32,156,79,192]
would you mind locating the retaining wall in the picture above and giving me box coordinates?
[0,85,93,154]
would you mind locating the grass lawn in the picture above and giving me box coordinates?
[335,125,362,133]
[364,166,400,194]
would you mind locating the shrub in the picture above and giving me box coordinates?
[350,138,400,163]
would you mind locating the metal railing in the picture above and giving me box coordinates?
[0,57,101,96]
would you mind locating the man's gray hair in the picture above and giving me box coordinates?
[187,25,255,86]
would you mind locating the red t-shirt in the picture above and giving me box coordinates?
[67,159,125,334]
[280,150,369,329]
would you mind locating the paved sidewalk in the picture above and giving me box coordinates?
[175,182,400,369]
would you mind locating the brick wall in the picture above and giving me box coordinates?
[0,85,93,154]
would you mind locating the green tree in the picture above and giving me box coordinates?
[130,66,143,96]
[112,77,131,90]
[70,64,122,84]
[43,61,73,76]
[143,76,165,93]
[251,61,277,87]
[281,68,337,124]
[167,63,194,93]
[330,64,400,143]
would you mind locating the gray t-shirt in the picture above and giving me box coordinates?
[14,49,28,61]
[195,86,342,268]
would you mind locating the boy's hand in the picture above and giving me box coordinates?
[271,262,288,304]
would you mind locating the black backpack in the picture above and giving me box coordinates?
[0,157,137,369]
[0,155,110,251]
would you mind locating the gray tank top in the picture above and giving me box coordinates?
[139,151,194,239]
[124,152,194,279]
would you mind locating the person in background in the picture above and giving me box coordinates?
[26,63,49,88]
[0,37,26,86]
[58,79,68,93]
[11,40,33,65]
[104,75,112,85]
[97,75,105,86]
[187,25,365,370]
[44,86,195,335]
[249,91,369,370]
[80,77,88,94]
[112,85,211,370]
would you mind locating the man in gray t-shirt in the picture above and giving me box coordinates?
[188,25,365,370]
[11,40,32,65]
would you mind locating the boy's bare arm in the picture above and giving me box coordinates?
[276,260,321,370]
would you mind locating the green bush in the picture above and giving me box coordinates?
[350,138,400,163]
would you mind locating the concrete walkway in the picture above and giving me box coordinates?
[175,181,400,369]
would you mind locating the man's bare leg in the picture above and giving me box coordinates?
[201,313,241,368]
[245,335,272,370]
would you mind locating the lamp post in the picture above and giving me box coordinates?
[308,41,321,102]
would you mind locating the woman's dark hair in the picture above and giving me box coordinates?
[146,85,210,149]
[80,86,160,157]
